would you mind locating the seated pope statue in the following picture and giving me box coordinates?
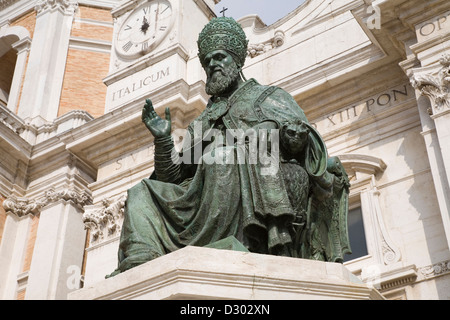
[108,17,351,277]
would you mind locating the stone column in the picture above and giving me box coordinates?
[17,0,78,122]
[0,197,38,299]
[410,55,450,250]
[24,189,91,300]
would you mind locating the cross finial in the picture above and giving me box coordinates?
[220,7,228,17]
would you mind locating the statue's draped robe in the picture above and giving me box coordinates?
[116,79,331,273]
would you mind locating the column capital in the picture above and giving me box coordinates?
[35,0,78,16]
[42,187,92,207]
[410,54,450,114]
[83,194,126,244]
[2,196,41,218]
[3,187,92,218]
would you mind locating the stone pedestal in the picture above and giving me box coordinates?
[69,246,384,300]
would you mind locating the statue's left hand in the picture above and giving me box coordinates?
[142,99,172,139]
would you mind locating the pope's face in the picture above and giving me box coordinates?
[204,50,234,78]
[203,50,241,96]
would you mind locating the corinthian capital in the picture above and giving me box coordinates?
[2,188,92,218]
[410,54,450,113]
[43,188,92,208]
[35,0,78,15]
[83,195,127,243]
[3,196,44,218]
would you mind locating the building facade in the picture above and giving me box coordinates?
[0,0,449,300]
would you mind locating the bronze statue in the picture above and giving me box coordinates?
[108,17,351,277]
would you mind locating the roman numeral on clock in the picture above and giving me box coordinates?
[159,26,167,31]
[122,41,133,52]
[142,41,149,51]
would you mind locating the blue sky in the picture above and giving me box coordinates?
[214,0,306,26]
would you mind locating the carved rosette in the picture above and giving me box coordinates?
[82,195,127,243]
[410,54,450,114]
[419,260,450,280]
[35,0,78,15]
[3,188,92,218]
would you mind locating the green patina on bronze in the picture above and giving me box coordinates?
[107,17,351,278]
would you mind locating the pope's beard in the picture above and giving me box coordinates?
[205,62,241,96]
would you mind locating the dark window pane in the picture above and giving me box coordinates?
[344,206,368,262]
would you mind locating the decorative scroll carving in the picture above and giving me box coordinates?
[82,195,127,243]
[247,30,285,58]
[418,260,450,280]
[410,54,450,113]
[3,188,92,218]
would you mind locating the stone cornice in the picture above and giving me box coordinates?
[0,104,94,146]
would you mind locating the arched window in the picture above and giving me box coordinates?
[0,25,31,113]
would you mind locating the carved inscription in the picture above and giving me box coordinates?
[106,57,176,111]
[98,146,155,180]
[310,84,414,131]
[112,67,170,102]
[417,11,450,39]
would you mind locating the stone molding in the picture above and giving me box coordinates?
[410,54,450,113]
[418,259,450,281]
[3,188,92,218]
[0,104,94,145]
[82,194,126,243]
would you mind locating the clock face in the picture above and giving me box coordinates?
[116,0,173,59]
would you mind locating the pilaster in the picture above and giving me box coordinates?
[378,0,450,251]
[24,188,91,300]
[0,210,33,299]
[17,0,78,122]
[409,56,450,250]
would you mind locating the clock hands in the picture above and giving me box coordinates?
[118,1,170,56]
[141,16,150,34]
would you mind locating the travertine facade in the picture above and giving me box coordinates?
[0,0,449,300]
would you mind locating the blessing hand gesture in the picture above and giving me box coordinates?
[141,99,172,139]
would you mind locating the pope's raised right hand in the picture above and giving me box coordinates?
[142,99,172,139]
